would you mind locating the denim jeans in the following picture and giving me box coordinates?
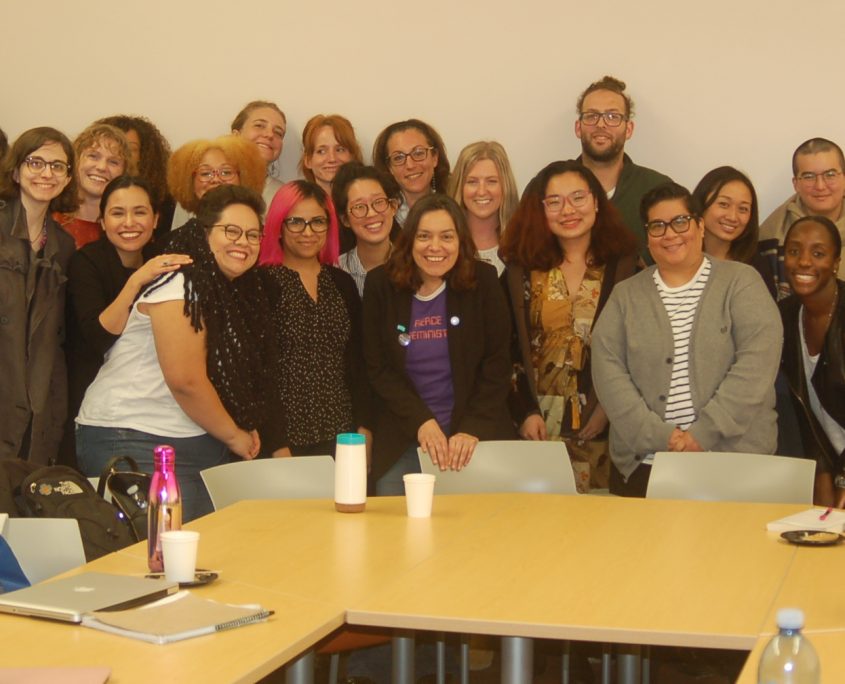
[76,425,230,522]
[375,443,422,496]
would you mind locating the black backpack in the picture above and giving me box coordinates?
[19,465,136,561]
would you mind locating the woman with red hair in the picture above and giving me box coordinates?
[500,160,637,492]
[259,180,369,457]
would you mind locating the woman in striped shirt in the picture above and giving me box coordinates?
[591,182,782,496]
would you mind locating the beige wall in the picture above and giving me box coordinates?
[2,0,843,215]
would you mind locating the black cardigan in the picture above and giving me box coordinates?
[362,262,516,482]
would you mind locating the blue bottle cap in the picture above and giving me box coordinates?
[336,433,366,446]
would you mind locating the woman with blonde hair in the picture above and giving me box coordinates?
[55,123,134,248]
[299,114,363,195]
[167,135,265,229]
[231,100,287,208]
[448,141,518,276]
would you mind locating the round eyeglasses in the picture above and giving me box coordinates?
[24,156,71,177]
[212,224,263,245]
[542,191,592,214]
[284,216,329,233]
[645,215,695,237]
[195,167,238,183]
[348,197,396,218]
[795,169,843,185]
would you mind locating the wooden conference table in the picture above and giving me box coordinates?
[1,493,841,683]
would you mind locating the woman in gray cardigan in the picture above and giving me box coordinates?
[592,183,782,496]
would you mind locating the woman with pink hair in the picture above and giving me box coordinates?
[260,181,370,457]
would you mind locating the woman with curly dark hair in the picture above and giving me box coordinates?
[372,119,450,226]
[363,193,514,494]
[500,159,637,492]
[76,185,277,520]
[0,127,78,464]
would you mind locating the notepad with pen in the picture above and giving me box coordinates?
[81,590,273,644]
[766,508,845,533]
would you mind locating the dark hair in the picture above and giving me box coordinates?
[500,160,636,271]
[639,182,701,224]
[385,193,476,292]
[331,162,402,223]
[99,175,160,218]
[0,127,79,212]
[785,215,843,259]
[372,119,451,192]
[692,166,759,264]
[0,127,8,161]
[791,137,845,177]
[149,185,268,430]
[96,115,172,208]
[196,184,265,229]
[576,75,635,118]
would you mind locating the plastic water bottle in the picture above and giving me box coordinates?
[147,445,183,572]
[757,608,820,684]
[334,433,367,513]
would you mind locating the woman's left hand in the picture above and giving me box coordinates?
[447,433,479,471]
[577,404,608,442]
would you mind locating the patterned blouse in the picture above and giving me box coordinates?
[270,266,354,447]
[528,264,605,437]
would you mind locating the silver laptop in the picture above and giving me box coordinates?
[0,572,178,622]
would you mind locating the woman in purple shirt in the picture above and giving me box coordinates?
[362,194,515,494]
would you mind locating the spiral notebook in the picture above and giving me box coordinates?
[81,590,273,644]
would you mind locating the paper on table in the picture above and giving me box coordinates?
[82,590,272,644]
[766,508,845,533]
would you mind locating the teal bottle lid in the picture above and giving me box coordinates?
[336,433,366,446]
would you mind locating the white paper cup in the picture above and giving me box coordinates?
[161,530,200,583]
[403,473,436,518]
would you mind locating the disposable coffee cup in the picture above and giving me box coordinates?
[161,530,200,583]
[403,473,435,518]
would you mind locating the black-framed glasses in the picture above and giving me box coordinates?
[795,169,843,185]
[348,197,396,218]
[195,167,238,183]
[23,156,70,177]
[645,214,695,237]
[212,223,263,245]
[387,146,434,167]
[542,191,592,214]
[578,111,627,127]
[284,216,329,233]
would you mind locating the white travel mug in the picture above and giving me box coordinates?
[335,433,367,513]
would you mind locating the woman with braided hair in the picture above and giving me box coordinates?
[75,185,274,520]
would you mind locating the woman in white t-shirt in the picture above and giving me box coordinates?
[76,185,274,520]
[448,141,519,277]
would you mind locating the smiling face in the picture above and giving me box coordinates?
[76,139,126,201]
[793,150,845,220]
[386,128,438,205]
[207,203,261,279]
[101,186,157,260]
[784,220,841,299]
[304,126,352,189]
[647,198,705,280]
[235,106,286,164]
[13,141,71,206]
[702,180,753,247]
[282,197,328,262]
[193,148,239,200]
[543,171,597,248]
[462,158,502,223]
[575,89,633,163]
[412,209,459,290]
[344,178,395,247]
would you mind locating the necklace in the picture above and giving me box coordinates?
[28,217,47,251]
[802,286,838,347]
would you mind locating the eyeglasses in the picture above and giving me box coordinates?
[387,146,434,167]
[23,156,71,177]
[195,167,238,183]
[348,197,396,218]
[578,111,628,127]
[542,191,592,214]
[795,169,843,185]
[212,223,263,245]
[284,216,329,233]
[645,214,695,237]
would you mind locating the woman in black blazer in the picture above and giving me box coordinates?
[363,194,515,494]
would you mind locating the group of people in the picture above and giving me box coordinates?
[1,74,843,520]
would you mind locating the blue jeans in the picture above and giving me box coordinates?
[375,443,422,496]
[76,425,230,522]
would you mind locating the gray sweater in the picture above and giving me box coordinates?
[591,258,782,480]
